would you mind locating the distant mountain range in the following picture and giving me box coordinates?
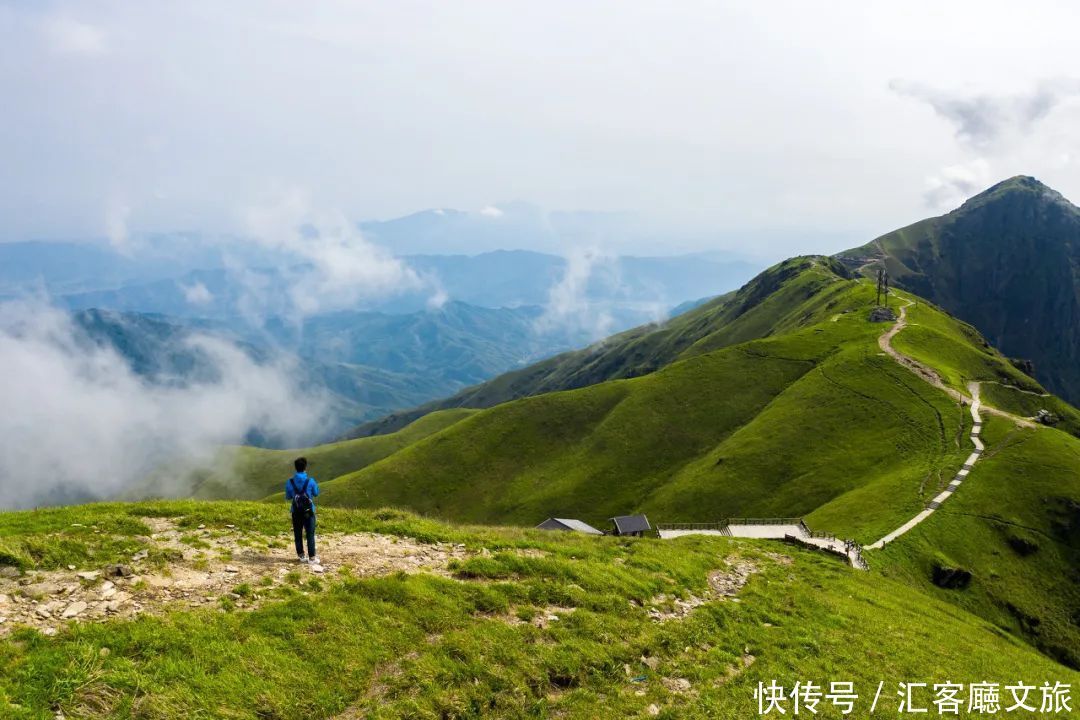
[0,209,761,444]
[43,249,754,320]
[72,301,623,444]
[837,175,1080,404]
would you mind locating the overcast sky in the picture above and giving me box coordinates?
[2,0,1079,256]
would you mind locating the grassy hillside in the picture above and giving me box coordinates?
[874,414,1080,668]
[0,501,1074,719]
[317,273,974,542]
[342,257,853,438]
[301,265,1080,669]
[181,409,477,500]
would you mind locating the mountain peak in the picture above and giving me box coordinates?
[960,175,1075,214]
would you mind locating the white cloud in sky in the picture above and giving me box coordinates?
[237,188,425,320]
[2,2,1080,254]
[478,205,504,218]
[41,14,107,56]
[890,79,1080,210]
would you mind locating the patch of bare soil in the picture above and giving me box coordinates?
[646,556,761,622]
[0,518,470,637]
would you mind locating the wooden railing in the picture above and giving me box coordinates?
[656,522,730,533]
[726,517,804,525]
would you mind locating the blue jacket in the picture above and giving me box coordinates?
[285,472,319,514]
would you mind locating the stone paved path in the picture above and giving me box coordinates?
[864,381,983,549]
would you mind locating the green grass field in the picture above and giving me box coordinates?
[314,277,974,543]
[0,501,1075,719]
[4,256,1078,717]
[286,263,1080,672]
[173,409,478,501]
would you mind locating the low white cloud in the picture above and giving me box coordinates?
[42,15,107,56]
[0,299,327,509]
[105,197,133,254]
[238,188,423,321]
[181,281,214,305]
[534,247,616,340]
[923,159,992,210]
[478,205,504,218]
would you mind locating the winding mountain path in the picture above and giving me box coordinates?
[659,295,1038,566]
[879,300,1036,428]
[866,297,1035,549]
[864,382,983,549]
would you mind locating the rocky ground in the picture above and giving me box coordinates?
[0,517,471,637]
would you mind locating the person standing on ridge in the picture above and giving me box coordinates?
[285,457,320,564]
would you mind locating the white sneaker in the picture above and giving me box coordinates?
[309,556,320,565]
[297,556,309,563]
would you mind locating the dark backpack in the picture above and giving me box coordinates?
[290,477,313,519]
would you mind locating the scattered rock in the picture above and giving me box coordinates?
[641,655,660,671]
[310,564,325,574]
[1035,409,1059,426]
[110,565,133,578]
[76,571,100,581]
[35,605,52,619]
[0,567,19,579]
[67,565,76,571]
[132,550,149,562]
[869,306,897,323]
[647,704,661,716]
[662,677,692,694]
[99,647,111,657]
[61,601,88,619]
[42,627,57,637]
[224,566,240,574]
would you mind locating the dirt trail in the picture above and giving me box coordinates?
[879,300,1036,428]
[0,518,470,638]
[866,299,1037,550]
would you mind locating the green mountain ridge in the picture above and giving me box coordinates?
[837,175,1080,405]
[342,256,854,439]
[229,255,1080,668]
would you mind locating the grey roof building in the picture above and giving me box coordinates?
[610,514,651,537]
[536,518,604,535]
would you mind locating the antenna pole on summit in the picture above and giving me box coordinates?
[876,267,890,308]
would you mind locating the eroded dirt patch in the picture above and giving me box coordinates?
[0,517,470,637]
[647,556,762,622]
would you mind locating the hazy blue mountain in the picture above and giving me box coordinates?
[58,249,757,321]
[69,299,613,444]
[0,234,281,296]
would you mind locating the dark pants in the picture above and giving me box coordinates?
[292,512,316,558]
